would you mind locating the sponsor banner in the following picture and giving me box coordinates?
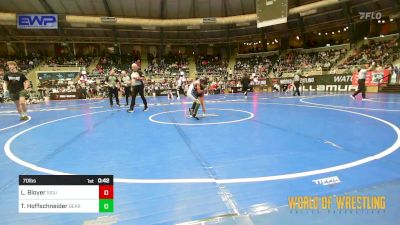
[301,84,357,92]
[279,74,353,85]
[203,18,216,23]
[17,14,58,29]
[100,17,117,23]
[277,74,357,92]
[257,78,268,85]
[352,70,390,86]
[288,195,386,211]
[50,92,82,100]
[38,72,79,81]
[230,86,254,93]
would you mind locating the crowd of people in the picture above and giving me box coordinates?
[272,48,347,77]
[2,36,400,106]
[1,55,41,73]
[146,53,189,77]
[45,56,93,67]
[234,55,277,77]
[341,39,400,67]
[196,54,228,76]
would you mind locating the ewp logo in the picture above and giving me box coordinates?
[17,14,58,29]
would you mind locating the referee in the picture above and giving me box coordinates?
[351,62,375,100]
[293,70,301,96]
[127,63,148,112]
[105,69,120,107]
[241,74,250,97]
[121,70,131,106]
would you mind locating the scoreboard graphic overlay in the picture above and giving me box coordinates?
[19,175,113,213]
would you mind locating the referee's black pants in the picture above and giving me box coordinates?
[129,85,148,110]
[108,87,119,106]
[124,86,131,105]
[293,81,300,96]
[353,79,366,99]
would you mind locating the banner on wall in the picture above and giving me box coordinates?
[277,74,357,92]
[17,14,58,29]
[38,72,79,81]
[352,70,390,86]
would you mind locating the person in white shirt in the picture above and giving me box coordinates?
[121,71,131,106]
[105,69,120,107]
[176,75,185,97]
[292,70,301,96]
[187,78,207,118]
[127,63,148,112]
[351,62,375,100]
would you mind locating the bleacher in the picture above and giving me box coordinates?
[195,54,228,78]
[234,51,279,78]
[273,46,348,78]
[146,53,189,79]
[340,38,400,68]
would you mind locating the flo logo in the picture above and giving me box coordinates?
[359,12,382,20]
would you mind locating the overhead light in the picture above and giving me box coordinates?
[332,31,335,34]
[343,28,346,31]
[274,39,278,43]
[296,36,300,40]
[326,44,331,47]
[236,22,250,27]
[346,26,349,29]
[101,16,117,23]
[70,23,87,28]
[187,25,200,30]
[390,18,394,22]
[318,32,321,36]
[259,41,261,44]
[0,21,16,26]
[267,42,270,45]
[325,32,328,35]
[382,20,385,23]
[338,30,341,33]
[142,26,156,30]
[364,37,368,40]
[380,34,384,37]
[378,20,381,23]
[299,9,317,17]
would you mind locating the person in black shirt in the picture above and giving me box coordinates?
[241,74,251,97]
[105,69,120,107]
[3,61,30,120]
